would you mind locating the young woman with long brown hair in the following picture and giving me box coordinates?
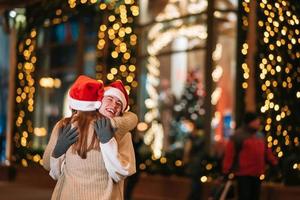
[43,76,138,200]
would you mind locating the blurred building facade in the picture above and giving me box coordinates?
[0,0,299,187]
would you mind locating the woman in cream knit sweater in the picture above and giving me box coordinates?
[42,76,138,200]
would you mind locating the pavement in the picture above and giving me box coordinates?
[0,165,55,200]
[1,165,300,200]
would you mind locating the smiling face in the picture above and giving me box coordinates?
[99,95,123,117]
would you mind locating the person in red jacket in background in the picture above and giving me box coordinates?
[222,112,278,200]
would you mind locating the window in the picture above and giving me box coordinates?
[138,0,238,161]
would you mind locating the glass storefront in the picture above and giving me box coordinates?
[138,0,238,160]
[8,0,237,170]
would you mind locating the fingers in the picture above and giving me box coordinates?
[95,118,103,128]
[63,123,72,134]
[95,120,101,138]
[66,126,77,137]
[58,126,64,136]
[96,119,102,130]
[106,118,112,127]
[67,128,78,144]
[100,117,110,128]
[94,120,99,130]
[68,127,78,138]
[69,133,78,144]
[101,117,106,127]
[96,117,105,128]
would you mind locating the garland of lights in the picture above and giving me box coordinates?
[94,1,139,106]
[256,0,300,171]
[13,0,139,167]
[14,3,80,167]
[238,0,300,179]
[14,29,38,167]
[14,2,73,166]
[69,0,139,108]
[211,43,224,142]
[240,0,251,90]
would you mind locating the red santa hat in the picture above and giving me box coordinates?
[104,80,129,112]
[68,75,104,111]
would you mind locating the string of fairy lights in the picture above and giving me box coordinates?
[256,0,300,171]
[13,0,139,167]
[13,2,80,166]
[68,0,139,108]
[239,0,300,174]
[94,0,139,103]
[15,29,38,167]
[240,0,251,90]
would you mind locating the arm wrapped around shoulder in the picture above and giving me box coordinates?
[43,122,61,171]
[100,133,136,182]
[110,111,138,135]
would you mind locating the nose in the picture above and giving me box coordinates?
[111,99,119,109]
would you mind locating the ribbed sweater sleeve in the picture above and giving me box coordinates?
[42,122,61,171]
[111,111,138,135]
[100,133,136,182]
[49,155,65,180]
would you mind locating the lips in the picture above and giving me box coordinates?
[105,108,116,115]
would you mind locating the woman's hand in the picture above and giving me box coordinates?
[95,118,115,143]
[52,124,78,158]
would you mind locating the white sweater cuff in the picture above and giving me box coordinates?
[100,138,130,182]
[49,154,65,180]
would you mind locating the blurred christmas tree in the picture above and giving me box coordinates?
[173,69,206,134]
[137,69,220,177]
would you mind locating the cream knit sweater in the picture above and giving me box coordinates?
[42,112,138,200]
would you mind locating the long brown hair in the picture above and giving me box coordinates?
[60,110,102,159]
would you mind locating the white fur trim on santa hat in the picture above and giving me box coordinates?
[104,87,127,111]
[68,95,101,111]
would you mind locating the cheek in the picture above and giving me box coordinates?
[99,104,106,113]
[116,108,122,116]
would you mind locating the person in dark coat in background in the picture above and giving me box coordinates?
[183,123,205,200]
[223,112,278,200]
[124,131,143,200]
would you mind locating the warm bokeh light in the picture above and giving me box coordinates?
[245,0,300,163]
